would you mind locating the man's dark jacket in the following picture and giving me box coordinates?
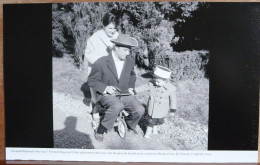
[88,54,136,102]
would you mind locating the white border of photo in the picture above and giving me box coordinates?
[6,148,258,163]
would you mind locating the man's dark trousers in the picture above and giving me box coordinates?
[99,95,144,131]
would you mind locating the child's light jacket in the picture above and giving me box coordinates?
[135,80,177,118]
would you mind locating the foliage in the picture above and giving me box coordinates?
[156,50,209,82]
[52,2,205,69]
[172,3,211,51]
[107,2,200,69]
[53,3,109,66]
[52,4,67,57]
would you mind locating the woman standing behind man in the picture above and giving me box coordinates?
[83,12,119,128]
[83,12,119,75]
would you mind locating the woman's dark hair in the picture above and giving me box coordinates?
[102,12,117,27]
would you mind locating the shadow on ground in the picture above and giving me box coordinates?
[54,116,94,149]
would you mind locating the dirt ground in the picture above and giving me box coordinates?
[53,92,174,150]
[53,91,207,150]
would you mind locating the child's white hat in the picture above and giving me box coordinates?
[154,65,172,79]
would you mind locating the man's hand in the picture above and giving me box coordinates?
[128,88,135,95]
[105,86,118,95]
[170,109,177,117]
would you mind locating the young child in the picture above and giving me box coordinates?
[134,65,177,138]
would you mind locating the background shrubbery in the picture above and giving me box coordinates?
[155,50,209,81]
[52,2,209,78]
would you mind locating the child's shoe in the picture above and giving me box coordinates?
[153,126,159,135]
[144,126,153,138]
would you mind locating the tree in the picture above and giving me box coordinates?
[52,2,204,71]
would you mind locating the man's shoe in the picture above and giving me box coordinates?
[94,132,103,142]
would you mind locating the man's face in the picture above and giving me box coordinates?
[114,46,130,60]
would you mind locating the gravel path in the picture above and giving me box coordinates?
[53,91,174,150]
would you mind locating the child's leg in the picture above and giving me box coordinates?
[153,118,164,135]
[144,116,155,138]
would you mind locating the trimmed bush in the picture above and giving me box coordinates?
[155,50,209,81]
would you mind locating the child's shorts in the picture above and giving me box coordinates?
[146,116,164,127]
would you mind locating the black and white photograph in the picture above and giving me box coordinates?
[52,2,210,150]
[3,1,259,163]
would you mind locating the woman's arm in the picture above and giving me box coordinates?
[84,38,99,65]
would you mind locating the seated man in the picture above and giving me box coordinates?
[88,34,145,142]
